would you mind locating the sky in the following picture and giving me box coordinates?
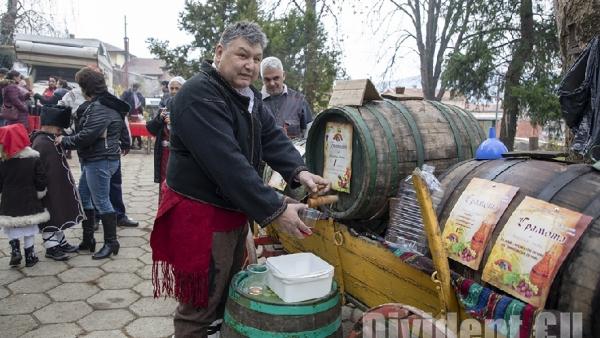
[44,0,421,83]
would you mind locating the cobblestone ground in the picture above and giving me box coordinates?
[0,151,360,337]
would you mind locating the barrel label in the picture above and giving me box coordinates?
[323,122,352,193]
[442,178,519,269]
[482,196,593,307]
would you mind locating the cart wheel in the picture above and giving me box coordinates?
[347,303,455,338]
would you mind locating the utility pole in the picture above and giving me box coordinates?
[494,75,502,129]
[123,15,129,89]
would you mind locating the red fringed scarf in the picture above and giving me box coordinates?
[150,184,247,307]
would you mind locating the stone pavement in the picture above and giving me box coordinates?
[0,151,360,337]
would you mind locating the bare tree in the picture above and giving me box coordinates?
[372,0,476,100]
[0,0,58,45]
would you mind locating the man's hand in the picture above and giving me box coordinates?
[273,203,311,239]
[121,148,130,156]
[54,135,63,145]
[160,111,171,125]
[296,171,330,195]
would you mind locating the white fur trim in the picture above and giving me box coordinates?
[37,188,47,199]
[0,209,50,227]
[13,147,39,159]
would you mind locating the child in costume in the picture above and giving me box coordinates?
[0,123,49,267]
[31,105,85,261]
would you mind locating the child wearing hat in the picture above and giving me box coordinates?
[31,105,85,261]
[0,123,49,267]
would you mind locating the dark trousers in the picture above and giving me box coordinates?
[133,136,143,148]
[109,160,126,219]
[174,224,248,337]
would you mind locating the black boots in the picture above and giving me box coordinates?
[9,239,21,266]
[8,239,37,267]
[45,246,69,261]
[24,246,38,267]
[59,241,79,253]
[79,209,97,252]
[117,215,139,227]
[92,212,120,260]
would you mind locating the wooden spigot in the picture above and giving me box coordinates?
[307,195,339,208]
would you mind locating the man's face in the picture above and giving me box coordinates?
[48,77,57,89]
[215,37,262,89]
[262,67,285,96]
[169,82,182,96]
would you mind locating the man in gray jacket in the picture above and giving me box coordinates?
[261,56,313,139]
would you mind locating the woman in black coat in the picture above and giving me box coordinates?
[57,67,129,260]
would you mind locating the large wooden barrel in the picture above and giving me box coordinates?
[306,99,484,221]
[221,271,342,337]
[436,158,600,335]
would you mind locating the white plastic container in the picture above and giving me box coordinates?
[266,252,334,303]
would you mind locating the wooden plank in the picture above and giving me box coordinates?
[502,150,567,159]
[382,92,424,101]
[328,79,382,107]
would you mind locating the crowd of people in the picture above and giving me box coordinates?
[0,67,149,264]
[0,20,320,338]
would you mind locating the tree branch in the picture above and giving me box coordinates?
[290,0,305,15]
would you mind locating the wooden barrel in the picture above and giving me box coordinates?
[306,99,484,221]
[436,158,600,335]
[221,271,342,337]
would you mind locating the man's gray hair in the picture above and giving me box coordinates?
[260,56,283,78]
[219,21,268,49]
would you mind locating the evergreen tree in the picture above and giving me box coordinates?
[442,0,560,150]
[147,0,343,111]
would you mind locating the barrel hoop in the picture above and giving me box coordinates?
[438,159,526,219]
[462,105,487,141]
[228,286,340,316]
[224,310,341,338]
[455,102,486,141]
[437,159,475,182]
[436,160,486,217]
[337,106,378,216]
[583,194,600,222]
[446,104,479,157]
[384,99,425,167]
[427,100,465,161]
[536,164,594,202]
[363,103,400,193]
[481,158,529,181]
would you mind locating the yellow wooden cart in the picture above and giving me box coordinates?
[266,170,482,337]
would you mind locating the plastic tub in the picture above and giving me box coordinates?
[266,252,334,303]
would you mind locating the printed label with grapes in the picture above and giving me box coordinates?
[323,122,352,193]
[442,178,519,269]
[482,196,592,307]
